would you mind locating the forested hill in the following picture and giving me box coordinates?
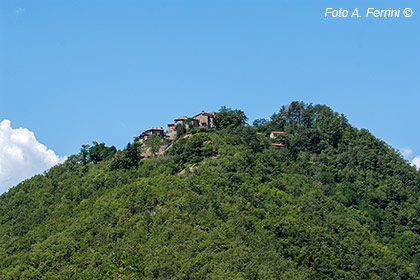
[1,102,420,279]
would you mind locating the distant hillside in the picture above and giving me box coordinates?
[1,102,420,279]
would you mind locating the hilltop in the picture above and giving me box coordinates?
[1,102,420,279]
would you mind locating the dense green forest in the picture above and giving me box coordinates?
[1,102,420,279]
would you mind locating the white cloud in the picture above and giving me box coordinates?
[15,7,24,14]
[412,155,420,171]
[401,147,414,157]
[0,120,66,194]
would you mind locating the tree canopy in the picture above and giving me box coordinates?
[215,106,248,129]
[1,102,419,279]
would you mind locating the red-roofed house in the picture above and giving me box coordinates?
[174,116,188,126]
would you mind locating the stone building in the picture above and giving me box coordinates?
[166,123,176,139]
[139,111,216,142]
[138,127,165,142]
[174,117,188,126]
[192,111,216,128]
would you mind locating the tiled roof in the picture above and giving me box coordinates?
[145,127,164,132]
[175,117,188,121]
[193,111,215,118]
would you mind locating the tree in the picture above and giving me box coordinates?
[175,123,186,138]
[253,118,268,129]
[215,106,248,129]
[145,134,164,157]
[88,142,117,164]
[111,141,143,170]
[80,144,90,165]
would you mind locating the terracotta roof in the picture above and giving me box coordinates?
[271,131,284,134]
[168,123,175,126]
[271,143,285,147]
[175,117,188,121]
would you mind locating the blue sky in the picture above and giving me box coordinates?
[0,0,419,192]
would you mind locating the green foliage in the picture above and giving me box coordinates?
[1,102,420,279]
[110,141,143,170]
[145,134,164,157]
[175,123,186,138]
[215,106,248,129]
[168,132,215,170]
[80,144,90,165]
[88,142,117,164]
[78,142,116,165]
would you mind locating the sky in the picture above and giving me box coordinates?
[0,0,419,194]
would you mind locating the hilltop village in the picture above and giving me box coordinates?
[5,103,415,279]
[138,111,216,142]
[138,110,284,148]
